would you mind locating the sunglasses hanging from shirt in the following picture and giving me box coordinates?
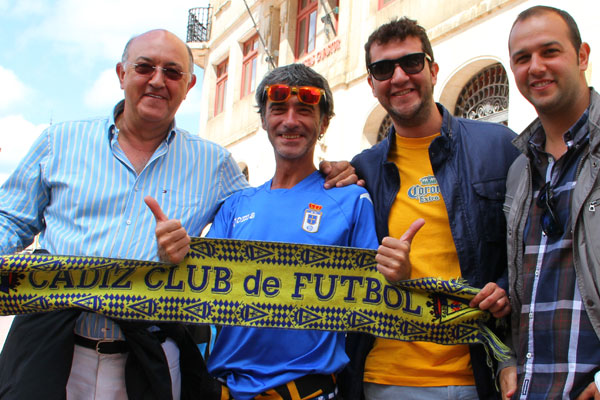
[537,182,565,238]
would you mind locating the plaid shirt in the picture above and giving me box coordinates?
[517,109,600,399]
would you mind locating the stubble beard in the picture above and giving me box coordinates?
[386,91,434,128]
[526,86,567,117]
[270,130,318,161]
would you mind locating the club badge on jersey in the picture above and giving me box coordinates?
[302,203,323,233]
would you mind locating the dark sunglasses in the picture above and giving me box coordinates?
[536,183,564,238]
[368,52,432,81]
[265,84,325,105]
[129,62,188,81]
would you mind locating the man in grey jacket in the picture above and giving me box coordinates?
[502,6,600,399]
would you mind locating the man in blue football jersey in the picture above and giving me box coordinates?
[149,63,379,399]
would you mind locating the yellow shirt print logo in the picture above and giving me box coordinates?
[407,175,441,203]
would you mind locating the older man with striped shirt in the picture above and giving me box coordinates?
[0,29,248,400]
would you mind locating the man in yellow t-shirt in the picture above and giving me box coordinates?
[340,18,521,400]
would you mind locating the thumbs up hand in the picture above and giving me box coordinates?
[144,196,191,264]
[376,218,425,283]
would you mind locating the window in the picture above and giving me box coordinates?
[323,0,339,37]
[241,35,259,98]
[331,0,339,32]
[295,0,318,58]
[377,114,393,143]
[215,59,228,116]
[454,63,509,125]
[378,0,395,9]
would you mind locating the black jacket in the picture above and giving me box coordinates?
[0,310,222,400]
[340,104,520,399]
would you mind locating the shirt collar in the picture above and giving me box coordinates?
[527,107,590,160]
[108,99,177,144]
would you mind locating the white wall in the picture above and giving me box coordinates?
[0,316,12,350]
[436,0,599,134]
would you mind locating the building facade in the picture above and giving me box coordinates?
[187,0,598,186]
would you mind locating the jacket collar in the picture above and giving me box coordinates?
[438,103,454,140]
[383,102,451,154]
[513,87,600,156]
[588,89,600,154]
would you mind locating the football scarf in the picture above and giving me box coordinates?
[0,237,509,361]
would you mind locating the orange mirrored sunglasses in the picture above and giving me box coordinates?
[265,84,325,105]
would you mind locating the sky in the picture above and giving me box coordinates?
[0,0,210,184]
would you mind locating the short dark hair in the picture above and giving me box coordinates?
[510,6,582,53]
[255,63,334,120]
[364,17,434,68]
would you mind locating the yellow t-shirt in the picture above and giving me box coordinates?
[363,133,475,387]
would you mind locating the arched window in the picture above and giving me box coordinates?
[376,114,393,143]
[238,162,249,181]
[454,63,509,125]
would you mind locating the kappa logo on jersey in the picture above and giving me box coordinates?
[302,203,323,233]
[232,212,255,228]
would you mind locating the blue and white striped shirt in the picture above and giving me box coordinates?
[0,101,248,339]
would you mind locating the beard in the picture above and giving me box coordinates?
[385,90,435,128]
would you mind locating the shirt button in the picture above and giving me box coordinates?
[529,312,533,319]
[526,352,532,359]
[126,220,132,225]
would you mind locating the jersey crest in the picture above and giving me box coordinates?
[302,203,323,233]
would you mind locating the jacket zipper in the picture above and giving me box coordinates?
[590,199,600,212]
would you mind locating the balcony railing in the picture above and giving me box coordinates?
[187,6,212,43]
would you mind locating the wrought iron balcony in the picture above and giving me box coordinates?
[187,6,213,43]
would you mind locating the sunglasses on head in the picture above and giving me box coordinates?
[129,62,188,81]
[536,183,564,238]
[368,52,432,81]
[265,84,325,105]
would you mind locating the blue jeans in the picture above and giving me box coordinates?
[364,382,479,400]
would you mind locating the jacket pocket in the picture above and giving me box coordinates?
[472,178,506,243]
